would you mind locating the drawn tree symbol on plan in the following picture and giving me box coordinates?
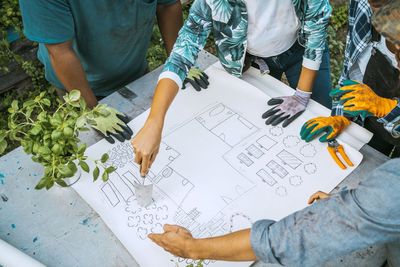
[229,213,252,232]
[283,135,300,148]
[304,163,317,175]
[269,126,284,137]
[275,186,288,197]
[125,196,169,240]
[300,143,317,158]
[289,175,303,186]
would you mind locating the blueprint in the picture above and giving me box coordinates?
[73,66,363,267]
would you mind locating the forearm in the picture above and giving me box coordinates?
[147,78,179,125]
[297,66,317,93]
[157,1,183,56]
[189,229,257,261]
[46,43,98,108]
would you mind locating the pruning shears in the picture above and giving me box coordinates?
[327,139,354,170]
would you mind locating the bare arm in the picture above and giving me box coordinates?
[148,225,257,261]
[130,79,179,176]
[297,66,317,93]
[45,40,98,108]
[156,1,183,56]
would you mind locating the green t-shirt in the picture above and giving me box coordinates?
[19,0,177,96]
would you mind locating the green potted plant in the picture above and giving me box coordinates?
[0,90,115,189]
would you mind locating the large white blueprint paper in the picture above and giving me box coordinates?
[73,66,363,267]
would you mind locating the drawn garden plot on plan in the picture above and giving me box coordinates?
[74,95,363,267]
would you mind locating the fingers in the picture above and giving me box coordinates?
[149,146,160,169]
[308,191,331,204]
[189,79,201,91]
[282,111,303,128]
[140,154,150,177]
[267,113,289,126]
[163,224,179,233]
[267,98,284,106]
[262,106,280,119]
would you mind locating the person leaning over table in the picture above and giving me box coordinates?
[18,0,208,144]
[149,157,400,267]
[300,0,400,158]
[131,0,333,176]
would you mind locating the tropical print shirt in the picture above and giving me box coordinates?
[161,0,332,85]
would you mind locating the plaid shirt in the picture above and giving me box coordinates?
[332,0,400,137]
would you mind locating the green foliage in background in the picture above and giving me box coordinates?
[0,90,114,189]
[328,4,349,87]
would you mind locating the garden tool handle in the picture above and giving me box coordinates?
[337,145,354,167]
[328,146,346,170]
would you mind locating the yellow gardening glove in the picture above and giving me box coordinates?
[300,116,351,142]
[330,80,398,118]
[88,104,133,144]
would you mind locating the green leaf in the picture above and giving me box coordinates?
[79,127,90,132]
[0,140,7,154]
[102,171,109,182]
[37,111,47,121]
[79,161,90,173]
[56,179,68,187]
[35,176,50,190]
[77,143,87,154]
[38,146,51,155]
[93,166,100,181]
[100,153,109,163]
[51,143,62,155]
[22,100,35,108]
[63,127,74,137]
[76,116,85,128]
[41,98,51,107]
[0,131,7,141]
[30,125,42,135]
[11,100,18,111]
[106,166,116,173]
[59,164,74,177]
[69,90,81,102]
[45,180,55,190]
[51,130,62,140]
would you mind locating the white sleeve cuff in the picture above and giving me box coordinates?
[302,57,321,71]
[158,71,183,89]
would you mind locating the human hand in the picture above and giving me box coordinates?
[148,224,196,259]
[130,119,163,177]
[182,67,209,91]
[308,191,332,204]
[330,80,398,119]
[262,89,311,127]
[300,116,351,142]
[88,104,133,144]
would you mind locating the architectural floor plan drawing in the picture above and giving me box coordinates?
[73,66,364,267]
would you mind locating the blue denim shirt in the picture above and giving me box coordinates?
[250,158,400,267]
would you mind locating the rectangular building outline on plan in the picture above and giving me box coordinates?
[74,97,363,267]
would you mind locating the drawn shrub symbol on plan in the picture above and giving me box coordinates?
[300,144,317,158]
[289,175,303,186]
[267,160,289,178]
[304,163,317,174]
[283,135,300,148]
[269,126,283,137]
[125,196,169,240]
[275,186,288,197]
[277,150,302,170]
[229,213,252,232]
